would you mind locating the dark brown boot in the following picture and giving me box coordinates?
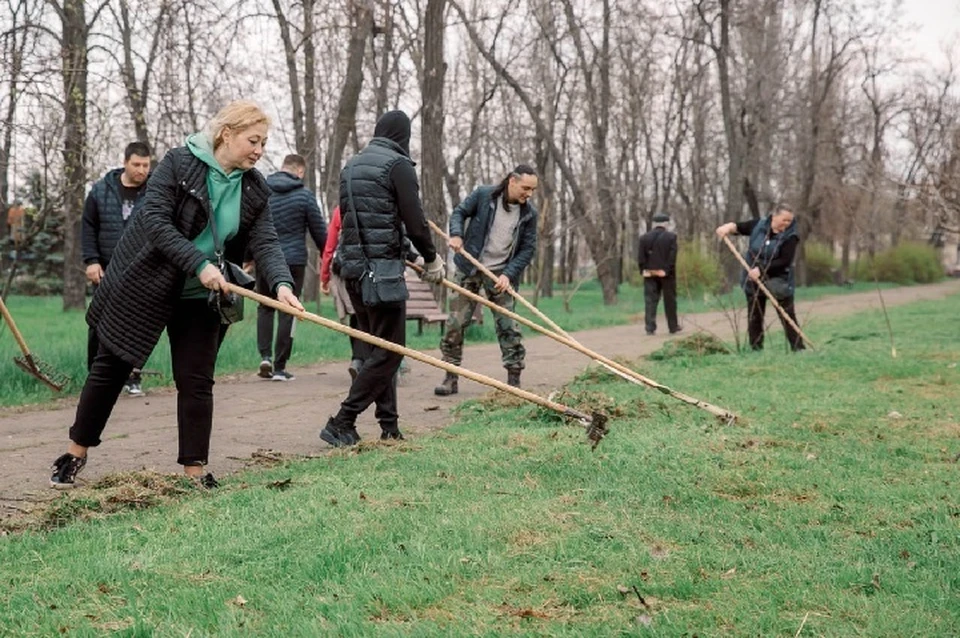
[507,368,521,388]
[434,372,459,396]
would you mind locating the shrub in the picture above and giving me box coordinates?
[804,242,838,285]
[676,241,722,295]
[855,242,944,284]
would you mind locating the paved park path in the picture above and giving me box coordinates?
[2,280,958,522]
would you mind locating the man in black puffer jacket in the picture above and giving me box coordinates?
[319,110,445,447]
[254,154,327,381]
[81,141,151,394]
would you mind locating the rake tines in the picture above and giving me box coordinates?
[585,412,610,451]
[14,354,69,392]
[2,294,69,392]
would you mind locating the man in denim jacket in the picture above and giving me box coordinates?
[435,165,538,395]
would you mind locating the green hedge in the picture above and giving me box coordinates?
[855,242,944,284]
[676,241,722,294]
[804,242,838,285]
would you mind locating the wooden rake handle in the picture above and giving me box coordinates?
[0,294,34,358]
[225,283,594,424]
[721,235,816,350]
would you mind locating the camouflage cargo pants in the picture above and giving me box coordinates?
[440,269,525,370]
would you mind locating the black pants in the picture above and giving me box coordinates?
[746,292,804,351]
[256,265,306,370]
[87,283,141,383]
[643,275,679,333]
[70,299,227,465]
[334,281,404,429]
[349,314,368,362]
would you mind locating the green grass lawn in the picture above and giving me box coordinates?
[1,291,957,636]
[0,280,897,408]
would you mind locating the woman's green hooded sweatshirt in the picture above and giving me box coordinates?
[181,133,246,299]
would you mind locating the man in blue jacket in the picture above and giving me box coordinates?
[255,154,327,380]
[81,141,151,394]
[435,165,538,395]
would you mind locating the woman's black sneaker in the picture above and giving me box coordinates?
[320,417,360,447]
[50,453,87,489]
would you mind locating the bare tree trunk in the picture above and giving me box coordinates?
[699,0,746,287]
[321,1,374,213]
[114,0,169,147]
[0,1,28,237]
[421,0,446,233]
[271,0,306,154]
[301,0,321,300]
[560,0,620,294]
[373,0,394,116]
[59,0,89,310]
[303,0,318,190]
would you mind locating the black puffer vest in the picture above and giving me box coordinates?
[337,138,407,280]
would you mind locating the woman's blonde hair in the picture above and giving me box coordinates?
[207,100,271,149]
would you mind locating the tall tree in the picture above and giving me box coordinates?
[54,0,103,310]
[421,0,446,234]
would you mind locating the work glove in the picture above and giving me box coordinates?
[421,254,445,283]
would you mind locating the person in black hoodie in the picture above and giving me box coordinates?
[254,154,327,381]
[716,204,804,351]
[319,110,444,447]
[81,141,151,394]
[638,212,681,336]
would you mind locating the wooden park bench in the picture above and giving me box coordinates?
[405,268,449,335]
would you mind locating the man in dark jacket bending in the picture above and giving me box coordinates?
[254,154,327,381]
[319,110,444,447]
[638,212,681,336]
[81,141,151,394]
[434,165,538,395]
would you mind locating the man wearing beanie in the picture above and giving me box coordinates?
[320,110,445,447]
[638,212,681,336]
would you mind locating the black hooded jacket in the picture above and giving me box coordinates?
[337,110,437,279]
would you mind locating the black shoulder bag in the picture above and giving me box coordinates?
[206,205,256,324]
[345,165,408,307]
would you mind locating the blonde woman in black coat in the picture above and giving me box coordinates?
[50,100,303,489]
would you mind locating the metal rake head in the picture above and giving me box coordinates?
[585,411,610,451]
[14,354,69,392]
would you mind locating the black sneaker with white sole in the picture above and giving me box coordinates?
[50,453,87,489]
[272,369,295,381]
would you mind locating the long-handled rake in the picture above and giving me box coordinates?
[427,220,737,423]
[720,235,816,350]
[0,294,69,391]
[226,284,610,449]
[408,260,736,422]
